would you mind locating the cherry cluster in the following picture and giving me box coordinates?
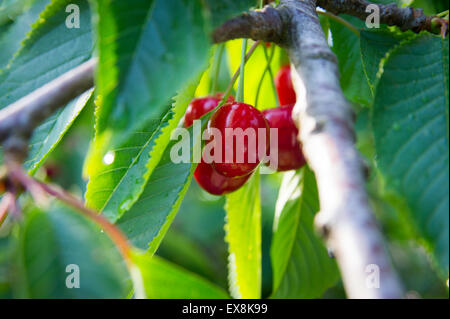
[185,65,305,195]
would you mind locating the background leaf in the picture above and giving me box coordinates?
[270,168,339,298]
[360,30,413,90]
[92,0,209,156]
[15,202,130,298]
[86,76,201,222]
[372,34,449,278]
[115,110,211,253]
[329,15,372,106]
[0,0,50,71]
[0,0,93,172]
[224,171,261,299]
[132,251,229,299]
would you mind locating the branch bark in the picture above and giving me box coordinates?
[283,0,403,299]
[214,0,405,298]
[212,5,285,44]
[0,58,97,162]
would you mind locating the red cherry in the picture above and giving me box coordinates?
[208,102,270,177]
[44,163,60,179]
[0,179,5,194]
[262,104,306,171]
[184,93,234,128]
[194,158,251,195]
[185,94,246,195]
[275,65,296,105]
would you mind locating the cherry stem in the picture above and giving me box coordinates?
[236,38,248,102]
[255,44,278,108]
[317,10,360,37]
[211,43,225,95]
[219,41,261,106]
[264,45,279,106]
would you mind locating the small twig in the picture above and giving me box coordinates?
[7,164,132,264]
[432,17,449,38]
[317,0,446,35]
[0,58,97,162]
[5,164,147,298]
[0,192,13,226]
[213,1,446,45]
[317,10,360,37]
[41,182,133,262]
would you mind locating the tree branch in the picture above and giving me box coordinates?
[0,58,97,162]
[213,0,404,298]
[213,0,447,44]
[284,0,403,299]
[317,0,445,34]
[212,5,286,44]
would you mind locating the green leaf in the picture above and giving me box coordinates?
[132,251,229,299]
[224,171,261,299]
[329,15,372,106]
[115,110,211,253]
[156,228,220,283]
[372,34,449,278]
[85,76,201,222]
[270,168,339,298]
[0,0,93,106]
[0,0,93,172]
[360,30,413,90]
[24,90,93,174]
[92,0,209,157]
[0,0,50,71]
[0,0,34,26]
[16,203,130,298]
[0,236,15,298]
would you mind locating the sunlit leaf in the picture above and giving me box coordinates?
[132,250,229,299]
[225,171,261,299]
[271,168,339,298]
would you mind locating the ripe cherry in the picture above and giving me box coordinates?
[194,158,251,195]
[186,94,247,195]
[262,104,306,171]
[208,101,270,178]
[275,65,296,105]
[184,93,234,128]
